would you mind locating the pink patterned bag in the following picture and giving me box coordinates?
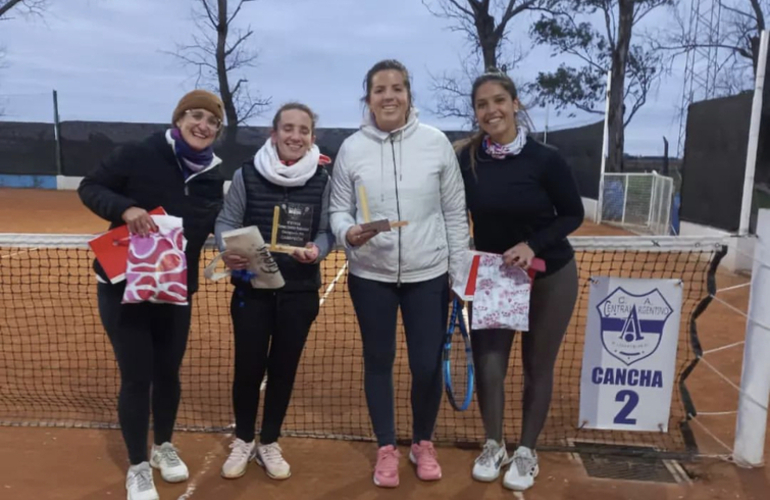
[470,253,532,331]
[121,215,188,306]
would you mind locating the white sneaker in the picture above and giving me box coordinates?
[472,439,509,482]
[221,438,256,479]
[150,442,189,483]
[126,462,159,500]
[256,442,291,480]
[503,446,539,491]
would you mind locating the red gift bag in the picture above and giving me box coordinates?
[121,215,188,305]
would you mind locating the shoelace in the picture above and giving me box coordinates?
[377,448,399,471]
[158,445,182,467]
[260,443,285,463]
[476,442,499,467]
[129,467,153,492]
[228,440,253,462]
[513,453,536,476]
[416,443,438,461]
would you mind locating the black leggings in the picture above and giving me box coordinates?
[230,288,320,444]
[471,258,578,448]
[348,273,449,447]
[97,282,191,465]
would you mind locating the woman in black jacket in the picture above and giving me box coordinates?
[78,90,225,500]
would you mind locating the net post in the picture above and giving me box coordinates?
[595,70,611,224]
[733,209,770,467]
[739,30,769,235]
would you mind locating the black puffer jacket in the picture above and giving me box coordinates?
[78,131,224,294]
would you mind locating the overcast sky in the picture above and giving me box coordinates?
[0,0,708,156]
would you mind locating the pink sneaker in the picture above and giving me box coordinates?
[373,445,400,488]
[374,444,401,488]
[409,441,442,481]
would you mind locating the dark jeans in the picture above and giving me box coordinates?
[348,273,449,447]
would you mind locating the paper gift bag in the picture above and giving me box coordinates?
[121,215,188,305]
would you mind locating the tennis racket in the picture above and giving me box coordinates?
[443,297,475,411]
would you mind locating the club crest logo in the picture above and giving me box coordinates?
[597,287,673,366]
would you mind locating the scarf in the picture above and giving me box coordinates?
[170,128,214,174]
[483,124,528,159]
[253,138,322,187]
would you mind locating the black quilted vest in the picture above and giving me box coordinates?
[240,162,329,292]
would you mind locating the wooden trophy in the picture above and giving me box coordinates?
[358,185,408,233]
[270,203,315,254]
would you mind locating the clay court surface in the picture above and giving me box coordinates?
[1,187,769,500]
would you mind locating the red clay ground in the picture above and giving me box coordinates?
[1,188,768,500]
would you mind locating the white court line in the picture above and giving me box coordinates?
[319,261,348,306]
[716,282,751,294]
[0,248,37,259]
[703,340,746,355]
[176,435,230,500]
[689,417,734,454]
[259,261,348,393]
[699,357,768,411]
[513,492,526,499]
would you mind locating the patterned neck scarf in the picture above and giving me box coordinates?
[483,124,528,159]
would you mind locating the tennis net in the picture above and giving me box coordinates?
[0,234,728,456]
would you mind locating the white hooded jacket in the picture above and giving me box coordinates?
[329,109,469,284]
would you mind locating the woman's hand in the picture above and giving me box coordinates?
[292,243,320,264]
[346,225,378,247]
[503,242,535,269]
[223,251,249,271]
[121,207,158,237]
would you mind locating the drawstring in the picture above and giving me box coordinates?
[398,130,403,182]
[380,142,385,202]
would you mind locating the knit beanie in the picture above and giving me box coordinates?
[172,89,225,125]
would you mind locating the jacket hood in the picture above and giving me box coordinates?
[360,107,420,142]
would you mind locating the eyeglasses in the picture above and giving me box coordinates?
[185,109,222,131]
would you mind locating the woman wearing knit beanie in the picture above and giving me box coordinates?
[78,89,226,500]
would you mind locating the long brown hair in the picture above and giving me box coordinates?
[455,68,533,177]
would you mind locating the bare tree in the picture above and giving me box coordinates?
[530,0,670,172]
[422,0,557,125]
[170,0,271,132]
[653,0,767,96]
[0,0,48,115]
[0,0,47,20]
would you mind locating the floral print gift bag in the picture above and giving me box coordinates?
[470,253,532,331]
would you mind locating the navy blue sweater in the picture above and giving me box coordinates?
[457,139,584,277]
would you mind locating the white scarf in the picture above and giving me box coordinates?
[253,138,320,187]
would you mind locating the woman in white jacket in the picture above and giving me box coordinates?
[329,59,469,488]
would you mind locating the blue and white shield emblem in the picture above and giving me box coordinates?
[597,287,673,366]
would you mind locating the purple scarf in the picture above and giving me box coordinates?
[171,128,214,177]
